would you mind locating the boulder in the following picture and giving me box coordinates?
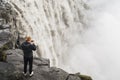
[0,62,23,80]
[79,75,92,80]
[28,67,69,80]
[75,73,92,80]
[67,74,81,80]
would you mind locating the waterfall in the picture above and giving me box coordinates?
[3,0,120,80]
[7,0,88,67]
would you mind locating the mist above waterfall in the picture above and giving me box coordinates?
[67,0,120,80]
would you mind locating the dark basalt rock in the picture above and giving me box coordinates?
[28,66,69,80]
[66,74,81,80]
[0,62,23,80]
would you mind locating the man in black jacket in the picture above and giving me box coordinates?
[21,36,36,76]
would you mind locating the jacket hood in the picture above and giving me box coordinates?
[22,41,31,49]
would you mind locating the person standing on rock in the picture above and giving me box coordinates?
[21,36,36,76]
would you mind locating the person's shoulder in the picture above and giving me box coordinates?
[21,41,25,44]
[21,41,26,45]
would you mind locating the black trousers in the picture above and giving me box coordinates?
[24,56,33,74]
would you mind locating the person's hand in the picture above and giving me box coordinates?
[31,40,34,44]
[31,40,34,42]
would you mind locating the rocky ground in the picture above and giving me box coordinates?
[0,49,92,80]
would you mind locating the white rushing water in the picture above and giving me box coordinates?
[8,0,88,66]
[6,0,120,80]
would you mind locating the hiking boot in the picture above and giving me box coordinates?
[29,71,34,77]
[23,72,27,76]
